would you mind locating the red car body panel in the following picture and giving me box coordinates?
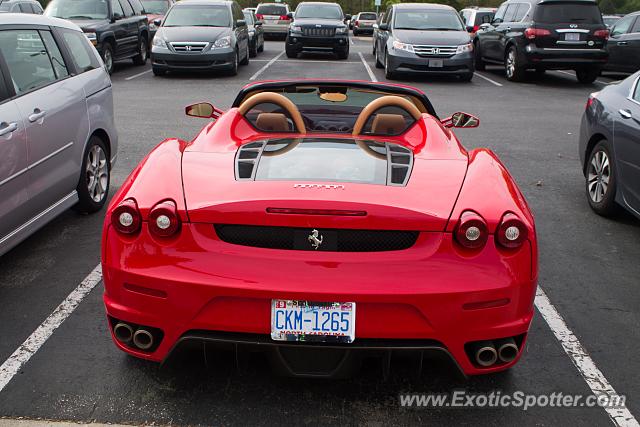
[102,81,538,377]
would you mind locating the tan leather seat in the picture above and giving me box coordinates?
[371,113,407,135]
[256,112,290,132]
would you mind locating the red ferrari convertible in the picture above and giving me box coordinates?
[102,80,538,377]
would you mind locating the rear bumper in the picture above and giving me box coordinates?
[102,223,537,377]
[387,51,474,75]
[262,24,289,34]
[286,34,349,52]
[150,47,235,71]
[523,45,608,69]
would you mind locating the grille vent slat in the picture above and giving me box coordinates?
[413,45,457,58]
[302,27,336,37]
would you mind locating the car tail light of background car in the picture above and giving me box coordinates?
[280,14,291,20]
[593,29,610,39]
[455,211,489,249]
[585,92,599,111]
[256,13,264,19]
[524,28,551,39]
[354,20,359,27]
[148,200,181,237]
[111,199,141,235]
[495,212,528,249]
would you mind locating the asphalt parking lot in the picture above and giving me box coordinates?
[0,35,639,426]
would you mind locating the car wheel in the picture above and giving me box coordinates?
[353,30,358,36]
[285,40,297,58]
[132,37,148,65]
[336,47,349,60]
[474,41,485,71]
[102,43,114,75]
[384,50,395,79]
[240,44,250,65]
[586,140,618,216]
[152,66,165,76]
[258,35,264,52]
[228,49,239,75]
[505,46,525,82]
[375,45,383,69]
[459,72,473,82]
[74,136,110,214]
[372,39,376,55]
[249,39,258,58]
[576,68,599,84]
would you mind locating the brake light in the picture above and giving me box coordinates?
[267,207,367,216]
[280,14,290,20]
[594,29,609,39]
[473,25,479,32]
[495,213,528,249]
[148,200,181,237]
[524,28,551,39]
[256,13,264,19]
[585,92,599,110]
[454,211,488,249]
[355,20,360,27]
[111,199,141,235]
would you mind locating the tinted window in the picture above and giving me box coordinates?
[40,30,69,78]
[359,13,376,20]
[111,0,124,17]
[45,0,109,19]
[256,4,286,15]
[513,4,528,21]
[33,2,43,13]
[19,3,34,13]
[141,0,169,14]
[533,3,603,24]
[475,11,494,25]
[493,3,507,22]
[254,139,389,184]
[394,9,464,31]
[296,3,342,19]
[163,5,231,27]
[60,28,101,72]
[632,17,640,33]
[119,0,134,17]
[0,29,58,95]
[128,0,144,15]
[503,4,518,22]
[612,14,635,36]
[634,80,640,102]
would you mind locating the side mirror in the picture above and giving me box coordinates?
[287,12,294,19]
[492,18,502,25]
[185,102,222,119]
[153,18,162,26]
[442,112,480,129]
[378,23,389,31]
[466,25,474,32]
[344,13,351,21]
[236,19,246,27]
[112,12,123,21]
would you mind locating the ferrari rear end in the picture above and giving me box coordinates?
[102,84,537,378]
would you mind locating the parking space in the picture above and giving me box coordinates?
[0,34,639,426]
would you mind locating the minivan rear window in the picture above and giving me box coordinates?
[256,4,286,15]
[533,2,602,24]
[359,13,376,20]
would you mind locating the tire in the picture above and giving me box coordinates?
[101,42,114,75]
[459,72,474,82]
[336,47,349,60]
[372,39,376,55]
[375,45,383,69]
[353,30,358,36]
[74,136,110,214]
[285,41,297,58]
[257,35,264,52]
[249,39,258,58]
[474,41,485,71]
[132,36,148,65]
[228,49,238,75]
[240,44,249,65]
[586,140,618,216]
[504,45,525,82]
[576,68,599,84]
[152,66,165,76]
[384,50,395,79]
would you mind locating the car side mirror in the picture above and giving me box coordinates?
[287,12,294,19]
[466,25,474,32]
[442,112,480,129]
[112,12,123,21]
[153,18,161,26]
[492,18,502,25]
[185,102,223,119]
[344,13,351,21]
[236,19,246,27]
[378,23,388,31]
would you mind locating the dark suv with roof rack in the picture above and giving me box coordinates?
[474,0,608,83]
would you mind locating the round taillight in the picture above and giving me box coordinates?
[455,211,488,249]
[148,200,181,237]
[111,199,141,235]
[496,213,528,249]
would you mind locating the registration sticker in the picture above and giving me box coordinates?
[271,300,356,343]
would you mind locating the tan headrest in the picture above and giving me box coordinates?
[371,113,407,135]
[256,113,290,132]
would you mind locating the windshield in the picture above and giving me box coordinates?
[296,4,342,19]
[359,13,376,20]
[533,3,603,24]
[394,9,464,31]
[45,0,109,20]
[141,0,169,14]
[163,5,231,27]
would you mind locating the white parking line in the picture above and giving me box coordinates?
[474,71,504,87]
[350,38,354,45]
[535,287,639,427]
[0,265,102,393]
[358,52,377,82]
[250,51,285,80]
[124,69,152,81]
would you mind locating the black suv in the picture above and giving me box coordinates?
[45,0,150,74]
[285,2,351,59]
[474,0,608,83]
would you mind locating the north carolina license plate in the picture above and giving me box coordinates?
[565,33,580,41]
[271,300,356,343]
[429,59,444,68]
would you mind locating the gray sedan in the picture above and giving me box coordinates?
[0,14,117,256]
[579,71,640,218]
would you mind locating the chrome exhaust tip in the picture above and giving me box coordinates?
[113,322,134,344]
[497,338,519,363]
[133,329,154,350]
[474,341,498,367]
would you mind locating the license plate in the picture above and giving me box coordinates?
[565,33,580,41]
[429,59,444,68]
[271,300,356,343]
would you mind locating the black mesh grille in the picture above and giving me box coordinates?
[214,225,419,252]
[302,27,336,37]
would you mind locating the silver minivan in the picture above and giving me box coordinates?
[0,13,118,256]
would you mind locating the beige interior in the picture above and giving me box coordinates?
[371,114,407,135]
[238,92,306,134]
[352,96,423,136]
[256,113,289,132]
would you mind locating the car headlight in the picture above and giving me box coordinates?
[456,43,473,54]
[335,27,347,34]
[213,35,231,49]
[290,25,302,33]
[152,36,166,48]
[84,32,97,46]
[392,40,414,53]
